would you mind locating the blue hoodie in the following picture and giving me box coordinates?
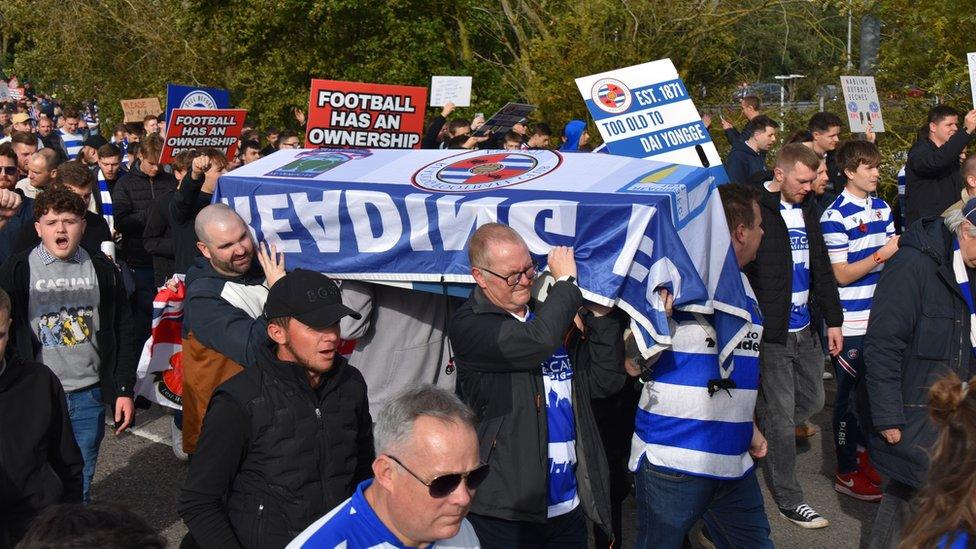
[560,119,586,152]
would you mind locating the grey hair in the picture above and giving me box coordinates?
[944,208,976,238]
[374,384,477,455]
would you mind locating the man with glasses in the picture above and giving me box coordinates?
[449,222,626,548]
[277,130,301,149]
[179,269,374,549]
[289,384,484,548]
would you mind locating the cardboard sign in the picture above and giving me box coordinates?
[840,76,884,133]
[8,88,24,101]
[120,97,163,123]
[575,59,721,168]
[164,84,231,122]
[968,52,976,109]
[160,108,247,164]
[430,76,472,107]
[304,79,427,149]
[471,102,536,137]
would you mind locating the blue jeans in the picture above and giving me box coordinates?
[66,385,105,503]
[831,335,867,474]
[634,458,772,549]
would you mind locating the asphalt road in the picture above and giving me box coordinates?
[91,373,877,548]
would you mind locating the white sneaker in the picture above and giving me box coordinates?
[171,416,189,461]
[823,370,834,380]
[779,503,829,529]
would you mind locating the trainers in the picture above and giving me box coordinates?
[171,416,189,462]
[858,449,882,486]
[779,503,829,528]
[834,471,882,502]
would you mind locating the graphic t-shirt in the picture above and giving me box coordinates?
[28,245,101,391]
[781,201,810,331]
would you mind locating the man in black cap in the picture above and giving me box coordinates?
[79,134,107,171]
[179,269,375,549]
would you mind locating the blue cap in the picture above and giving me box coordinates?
[964,198,976,225]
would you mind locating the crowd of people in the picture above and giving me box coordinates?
[1,79,976,549]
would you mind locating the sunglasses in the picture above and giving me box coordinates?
[0,166,17,175]
[386,454,490,498]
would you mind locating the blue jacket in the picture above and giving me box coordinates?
[862,217,972,488]
[723,139,767,185]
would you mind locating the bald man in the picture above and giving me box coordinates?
[181,204,286,454]
[15,149,59,199]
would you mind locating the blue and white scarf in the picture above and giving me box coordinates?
[951,238,976,357]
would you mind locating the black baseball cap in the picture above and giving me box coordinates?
[264,269,361,328]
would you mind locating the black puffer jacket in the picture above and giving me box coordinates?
[905,129,974,226]
[744,185,843,344]
[112,160,177,267]
[179,343,374,549]
[0,356,83,547]
[449,281,626,537]
[861,217,973,488]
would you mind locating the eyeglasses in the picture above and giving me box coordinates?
[0,166,17,175]
[385,454,490,498]
[478,265,537,287]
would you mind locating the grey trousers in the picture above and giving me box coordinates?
[756,327,826,509]
[868,480,916,549]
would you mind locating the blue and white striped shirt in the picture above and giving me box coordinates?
[820,189,894,336]
[629,274,763,480]
[287,479,481,549]
[59,129,83,160]
[781,202,810,331]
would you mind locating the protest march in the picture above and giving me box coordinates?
[5,6,976,548]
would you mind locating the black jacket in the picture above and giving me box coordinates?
[422,114,447,149]
[0,246,138,405]
[0,356,83,547]
[13,211,112,258]
[449,281,626,535]
[112,160,178,267]
[862,217,973,488]
[169,172,211,274]
[179,343,374,549]
[905,129,974,226]
[745,185,843,344]
[723,140,767,186]
[143,189,175,287]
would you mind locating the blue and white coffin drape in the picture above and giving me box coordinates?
[215,147,748,362]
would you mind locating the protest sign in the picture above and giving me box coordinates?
[430,76,473,107]
[840,76,885,133]
[8,88,24,101]
[471,103,536,137]
[304,79,427,149]
[164,83,231,122]
[160,108,247,164]
[575,59,722,169]
[0,82,10,102]
[217,147,744,361]
[120,97,163,123]
[968,52,976,109]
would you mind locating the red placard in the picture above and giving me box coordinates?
[161,108,247,164]
[304,79,427,149]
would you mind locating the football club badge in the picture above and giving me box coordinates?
[590,78,632,114]
[412,149,561,192]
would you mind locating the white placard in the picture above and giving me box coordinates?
[968,52,976,110]
[840,75,885,133]
[429,76,472,107]
[575,58,721,168]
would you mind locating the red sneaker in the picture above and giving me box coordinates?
[858,449,882,486]
[834,471,883,502]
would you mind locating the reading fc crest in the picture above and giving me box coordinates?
[591,78,632,114]
[412,150,562,193]
[180,90,218,110]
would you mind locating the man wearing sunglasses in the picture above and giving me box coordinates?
[179,269,375,549]
[449,223,626,548]
[289,384,484,548]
